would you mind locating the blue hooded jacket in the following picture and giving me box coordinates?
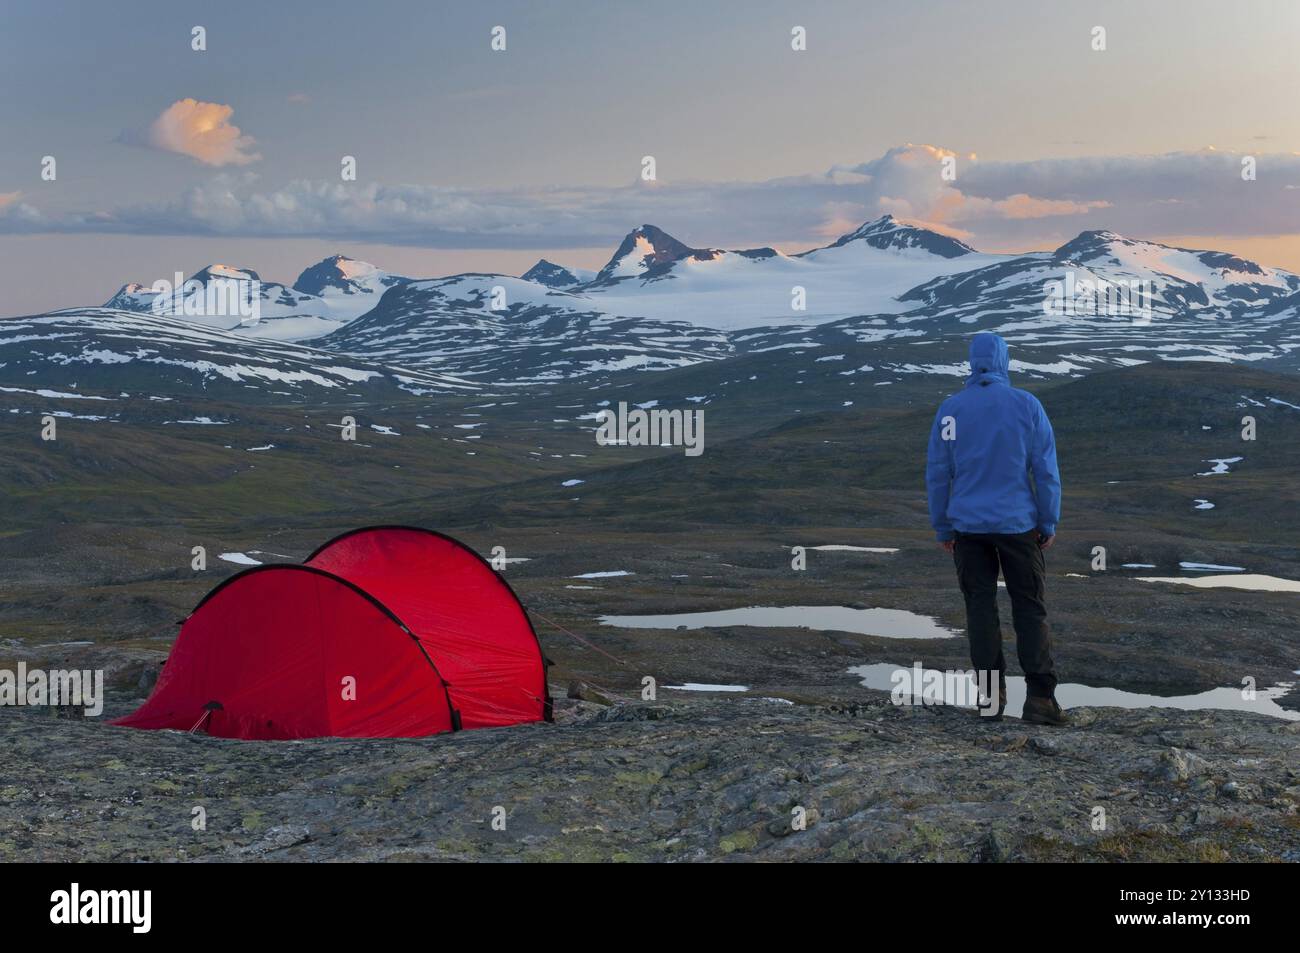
[925,332,1061,541]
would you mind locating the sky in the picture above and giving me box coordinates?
[2,0,1300,314]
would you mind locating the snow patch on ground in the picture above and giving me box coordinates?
[1197,457,1242,476]
[1136,573,1300,593]
[808,545,899,553]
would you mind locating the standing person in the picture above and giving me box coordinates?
[926,332,1067,725]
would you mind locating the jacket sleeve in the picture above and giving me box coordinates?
[925,406,955,541]
[1030,398,1061,536]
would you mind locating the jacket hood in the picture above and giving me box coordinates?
[966,332,1010,386]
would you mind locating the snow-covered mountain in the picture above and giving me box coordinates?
[1052,231,1298,309]
[800,215,976,259]
[520,259,595,289]
[571,217,1003,330]
[748,229,1300,376]
[105,282,159,311]
[0,308,471,402]
[316,274,731,383]
[581,224,780,289]
[888,229,1300,366]
[17,219,1300,398]
[102,257,404,342]
[904,231,1299,318]
[92,217,1011,345]
[161,265,325,333]
[310,220,1300,385]
[292,255,407,302]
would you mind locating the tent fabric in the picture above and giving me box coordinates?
[307,526,550,730]
[113,565,457,739]
[114,527,550,740]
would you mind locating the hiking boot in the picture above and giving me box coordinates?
[1022,696,1070,726]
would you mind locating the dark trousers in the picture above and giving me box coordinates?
[952,530,1058,699]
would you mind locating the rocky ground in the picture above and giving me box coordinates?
[5,690,1299,863]
[3,361,1300,862]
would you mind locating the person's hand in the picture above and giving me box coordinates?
[1038,533,1055,551]
[939,539,955,554]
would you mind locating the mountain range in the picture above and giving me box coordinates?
[6,215,1300,400]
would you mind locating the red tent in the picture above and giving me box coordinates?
[306,526,550,730]
[114,527,551,740]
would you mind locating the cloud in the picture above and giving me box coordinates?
[123,99,261,167]
[837,144,1108,224]
[8,144,1300,254]
[0,191,44,227]
[988,194,1111,219]
[953,149,1300,243]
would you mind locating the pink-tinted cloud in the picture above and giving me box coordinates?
[839,144,1107,225]
[135,99,261,167]
[0,191,42,224]
[989,193,1111,219]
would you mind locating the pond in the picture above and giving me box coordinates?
[598,605,959,639]
[1135,573,1300,593]
[847,662,1299,721]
